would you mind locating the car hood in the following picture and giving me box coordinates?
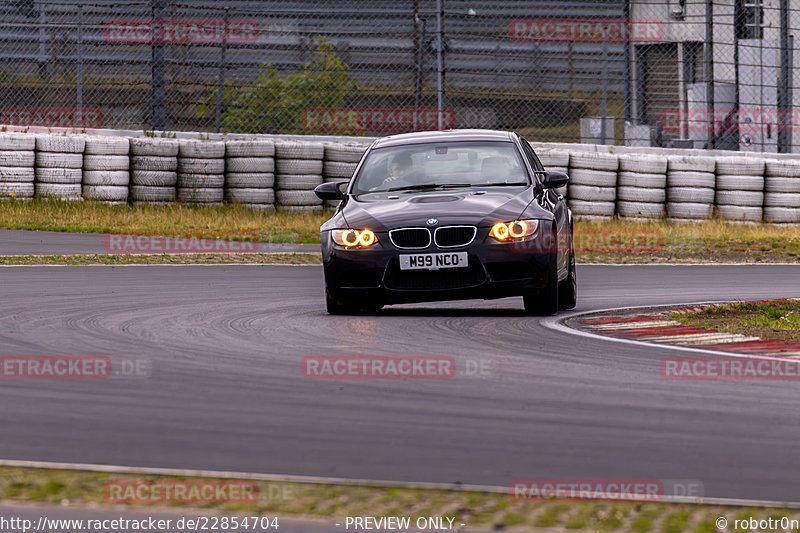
[337,187,545,231]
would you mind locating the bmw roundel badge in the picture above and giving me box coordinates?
[426,218,438,226]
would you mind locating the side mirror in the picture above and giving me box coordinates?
[541,170,568,189]
[314,181,347,201]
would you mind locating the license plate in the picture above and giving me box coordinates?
[399,252,468,270]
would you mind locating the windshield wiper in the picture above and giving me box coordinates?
[387,183,472,192]
[479,182,529,187]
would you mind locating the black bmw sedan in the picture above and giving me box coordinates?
[314,129,576,315]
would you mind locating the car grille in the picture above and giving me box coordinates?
[389,228,431,249]
[383,258,486,290]
[434,226,477,248]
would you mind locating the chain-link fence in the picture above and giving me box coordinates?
[1,0,798,152]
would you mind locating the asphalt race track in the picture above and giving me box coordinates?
[1,260,799,502]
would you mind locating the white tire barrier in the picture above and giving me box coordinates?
[275,190,323,206]
[715,190,763,207]
[618,154,667,174]
[275,141,325,209]
[177,140,225,206]
[323,161,358,179]
[36,135,85,153]
[130,155,178,172]
[130,138,179,157]
[0,151,35,167]
[567,199,615,217]
[0,167,34,182]
[764,207,800,223]
[568,184,616,202]
[178,158,225,174]
[178,140,225,159]
[615,155,667,219]
[617,171,666,188]
[35,168,82,184]
[717,205,763,222]
[324,143,367,163]
[667,155,716,221]
[130,185,176,202]
[130,171,177,187]
[275,174,323,191]
[226,139,275,158]
[569,151,618,172]
[275,158,323,175]
[84,136,129,156]
[275,141,325,160]
[716,175,765,191]
[617,201,665,218]
[225,188,275,204]
[536,149,569,169]
[83,155,129,171]
[83,185,129,202]
[225,173,275,188]
[616,186,666,203]
[177,173,225,188]
[226,157,274,174]
[715,157,765,176]
[0,133,36,151]
[177,187,224,205]
[568,168,617,187]
[36,152,82,169]
[82,171,129,187]
[0,181,34,198]
[35,182,82,200]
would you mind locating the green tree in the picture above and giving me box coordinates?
[203,36,356,134]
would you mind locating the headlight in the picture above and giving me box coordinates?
[489,219,538,241]
[331,228,377,248]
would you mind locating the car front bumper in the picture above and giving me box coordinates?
[322,231,554,305]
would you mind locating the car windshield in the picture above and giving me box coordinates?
[350,141,530,194]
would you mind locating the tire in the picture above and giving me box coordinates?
[35,168,82,184]
[764,207,800,223]
[177,173,225,188]
[275,141,324,160]
[568,199,616,216]
[178,158,224,174]
[715,190,764,207]
[278,205,323,213]
[765,159,800,178]
[558,240,577,311]
[569,151,618,171]
[0,182,34,197]
[568,184,616,202]
[276,190,323,206]
[130,155,177,172]
[668,187,715,204]
[130,185,176,201]
[0,166,34,182]
[617,186,665,203]
[35,152,82,169]
[715,174,764,191]
[0,133,35,151]
[765,177,800,193]
[35,183,81,199]
[179,139,225,159]
[225,139,275,158]
[36,135,85,153]
[131,170,177,187]
[130,138,179,157]
[568,168,617,187]
[275,174,323,191]
[82,170,129,186]
[323,161,358,178]
[83,155,129,171]
[275,158,323,175]
[83,185,128,201]
[240,204,276,213]
[617,171,666,188]
[326,289,359,315]
[667,202,713,219]
[225,157,274,173]
[324,143,367,163]
[225,172,274,188]
[764,192,800,208]
[717,205,763,221]
[618,154,667,174]
[0,151,35,167]
[226,188,275,204]
[715,157,765,176]
[535,149,569,168]
[667,171,716,188]
[84,136,129,155]
[177,187,224,203]
[523,249,558,316]
[617,200,665,218]
[667,155,716,173]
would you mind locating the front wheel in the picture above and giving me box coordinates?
[326,290,383,315]
[558,251,577,310]
[523,254,559,316]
